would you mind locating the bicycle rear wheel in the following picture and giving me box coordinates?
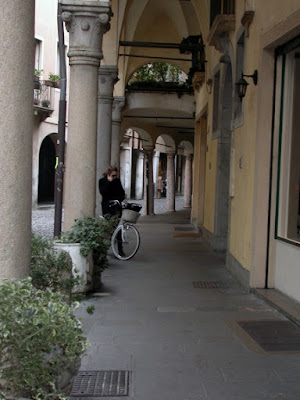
[111,223,140,260]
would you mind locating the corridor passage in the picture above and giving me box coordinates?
[73,208,300,400]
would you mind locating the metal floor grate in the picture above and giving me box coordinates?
[237,320,300,352]
[193,281,227,289]
[174,226,195,231]
[71,370,130,397]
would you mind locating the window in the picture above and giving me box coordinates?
[34,39,42,71]
[276,38,300,244]
[212,70,220,134]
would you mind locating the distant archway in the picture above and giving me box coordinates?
[38,135,56,204]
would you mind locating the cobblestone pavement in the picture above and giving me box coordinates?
[31,196,185,238]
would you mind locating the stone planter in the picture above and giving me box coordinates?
[54,243,94,294]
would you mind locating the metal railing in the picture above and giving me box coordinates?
[33,80,53,108]
[210,0,235,27]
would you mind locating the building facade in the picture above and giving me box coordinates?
[0,0,299,305]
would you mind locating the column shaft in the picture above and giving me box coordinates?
[166,152,176,212]
[111,96,125,169]
[0,1,34,280]
[64,64,99,227]
[96,66,118,215]
[61,2,112,229]
[184,154,193,208]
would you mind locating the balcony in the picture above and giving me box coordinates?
[33,80,56,121]
[207,0,235,50]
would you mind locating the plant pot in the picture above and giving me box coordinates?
[41,100,50,108]
[54,243,94,294]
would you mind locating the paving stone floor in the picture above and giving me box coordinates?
[68,208,300,400]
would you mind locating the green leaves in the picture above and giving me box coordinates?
[30,233,82,301]
[61,215,118,273]
[0,278,87,400]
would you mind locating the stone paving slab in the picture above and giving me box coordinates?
[69,208,300,400]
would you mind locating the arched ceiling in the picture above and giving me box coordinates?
[118,0,202,83]
[116,0,204,152]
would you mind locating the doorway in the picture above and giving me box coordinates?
[38,135,56,204]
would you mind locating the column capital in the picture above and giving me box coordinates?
[167,151,175,158]
[60,1,112,66]
[98,65,119,99]
[143,145,155,154]
[185,153,193,161]
[112,96,125,123]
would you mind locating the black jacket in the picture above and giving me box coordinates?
[99,177,125,215]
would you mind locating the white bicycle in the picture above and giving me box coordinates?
[109,200,142,261]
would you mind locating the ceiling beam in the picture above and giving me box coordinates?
[124,115,194,120]
[156,125,194,129]
[119,53,190,62]
[120,41,180,49]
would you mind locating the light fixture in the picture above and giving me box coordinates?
[236,69,258,100]
[206,78,213,94]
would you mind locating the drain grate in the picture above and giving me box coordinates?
[193,281,227,289]
[237,320,300,352]
[71,370,130,397]
[174,226,195,231]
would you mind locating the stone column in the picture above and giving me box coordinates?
[153,151,160,198]
[166,152,176,212]
[111,96,125,169]
[184,153,193,208]
[61,1,112,229]
[0,0,34,281]
[135,151,144,200]
[96,65,118,215]
[143,147,155,215]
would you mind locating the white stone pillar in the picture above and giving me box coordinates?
[166,152,176,212]
[153,151,160,198]
[184,153,193,208]
[111,96,125,168]
[96,65,118,215]
[0,0,34,281]
[143,147,154,215]
[61,1,112,230]
[135,151,144,200]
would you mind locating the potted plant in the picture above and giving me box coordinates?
[56,215,117,292]
[46,72,61,88]
[41,99,50,108]
[30,233,82,302]
[0,278,87,400]
[34,68,43,89]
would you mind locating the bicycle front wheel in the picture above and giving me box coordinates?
[111,223,140,260]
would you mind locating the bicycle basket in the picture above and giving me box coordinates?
[122,203,142,223]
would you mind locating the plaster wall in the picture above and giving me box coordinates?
[102,0,118,66]
[227,1,300,272]
[126,92,195,116]
[197,1,300,273]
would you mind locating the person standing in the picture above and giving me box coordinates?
[99,165,125,217]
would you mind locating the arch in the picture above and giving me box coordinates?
[122,127,153,148]
[156,134,176,153]
[38,135,56,204]
[178,140,194,155]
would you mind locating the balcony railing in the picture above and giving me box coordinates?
[207,0,235,49]
[210,0,235,27]
[33,80,55,121]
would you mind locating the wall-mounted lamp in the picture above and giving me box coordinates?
[206,78,213,94]
[236,69,258,100]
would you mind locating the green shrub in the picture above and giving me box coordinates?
[60,215,118,273]
[0,278,87,400]
[30,233,82,302]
